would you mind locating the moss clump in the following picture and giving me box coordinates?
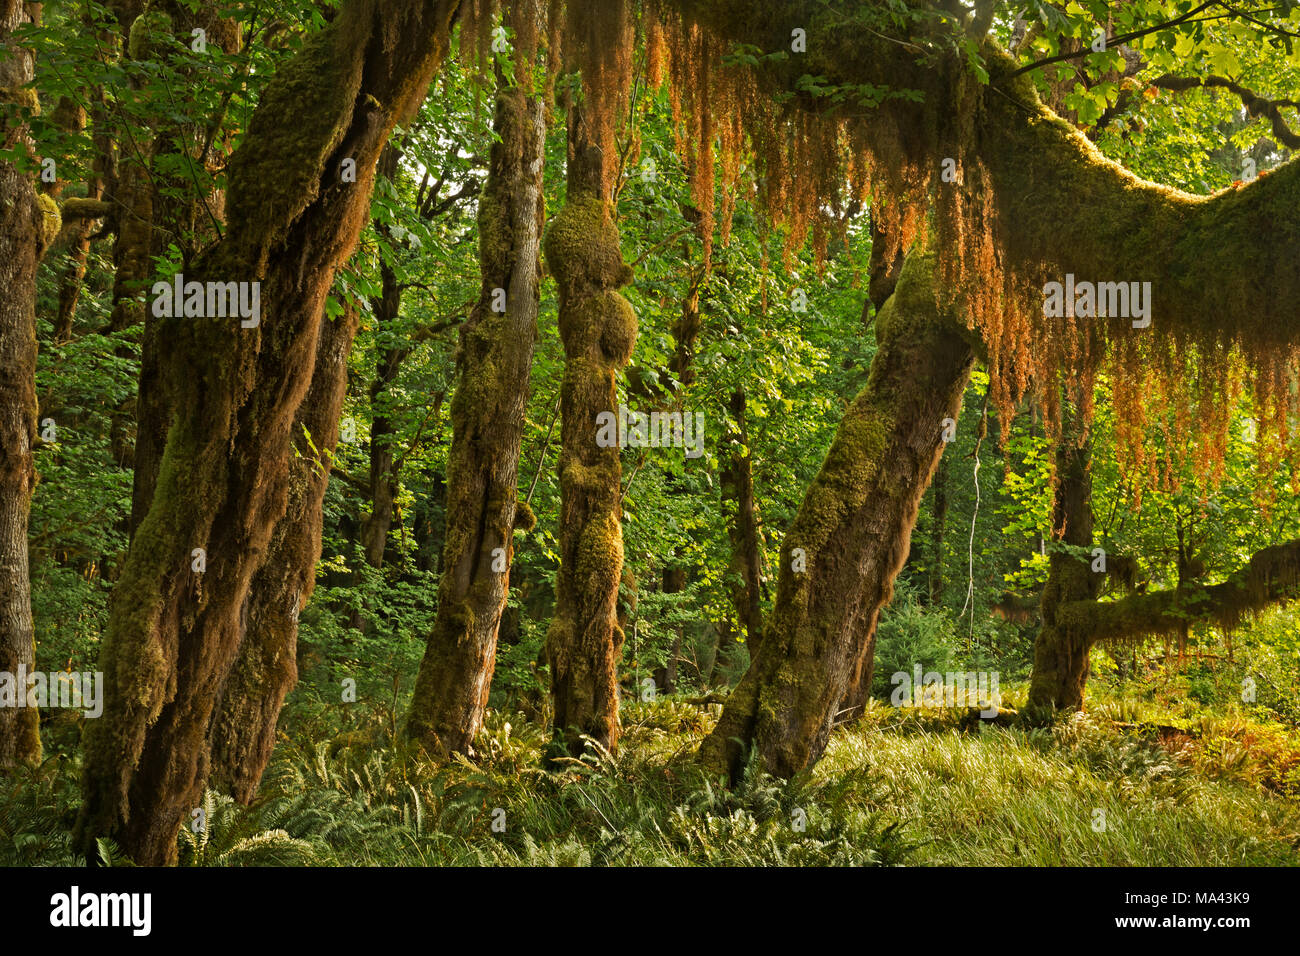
[35,192,61,252]
[544,195,631,293]
[128,9,174,61]
[575,510,624,592]
[1,86,40,114]
[597,292,638,364]
[513,499,537,533]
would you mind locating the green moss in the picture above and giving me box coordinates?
[544,195,630,292]
[221,1,373,268]
[597,292,638,363]
[1,86,40,114]
[128,9,174,61]
[575,510,624,592]
[35,192,60,250]
[513,499,536,533]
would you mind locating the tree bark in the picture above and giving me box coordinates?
[124,4,240,534]
[697,251,976,780]
[1026,412,1100,714]
[543,93,637,758]
[0,0,52,770]
[719,387,763,657]
[927,454,948,604]
[407,69,547,760]
[75,0,460,866]
[652,564,686,694]
[208,299,360,802]
[357,146,405,573]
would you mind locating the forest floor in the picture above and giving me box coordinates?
[3,686,1298,866]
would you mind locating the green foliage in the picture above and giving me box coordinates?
[871,584,960,696]
[7,701,1297,866]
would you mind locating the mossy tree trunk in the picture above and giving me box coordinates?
[698,251,976,780]
[543,93,638,758]
[208,299,360,802]
[652,564,686,694]
[107,3,155,481]
[49,29,114,346]
[75,0,460,866]
[720,387,763,658]
[927,455,948,605]
[1026,413,1100,715]
[360,280,402,571]
[0,0,53,770]
[123,3,240,533]
[406,65,547,760]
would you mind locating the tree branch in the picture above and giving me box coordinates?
[1062,539,1300,641]
[1153,74,1300,149]
[1006,2,1217,79]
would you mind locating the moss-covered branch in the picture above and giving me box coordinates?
[985,49,1300,357]
[1060,540,1300,643]
[1152,74,1300,149]
[664,2,1300,355]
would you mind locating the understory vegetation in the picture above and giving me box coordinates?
[6,628,1299,866]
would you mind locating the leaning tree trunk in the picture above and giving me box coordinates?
[406,62,547,760]
[74,0,460,866]
[1025,410,1100,715]
[0,0,54,769]
[698,251,976,781]
[543,94,638,758]
[207,299,360,802]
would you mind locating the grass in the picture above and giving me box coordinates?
[821,704,1299,865]
[1,694,1297,866]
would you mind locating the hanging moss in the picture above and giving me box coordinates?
[657,1,1300,505]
